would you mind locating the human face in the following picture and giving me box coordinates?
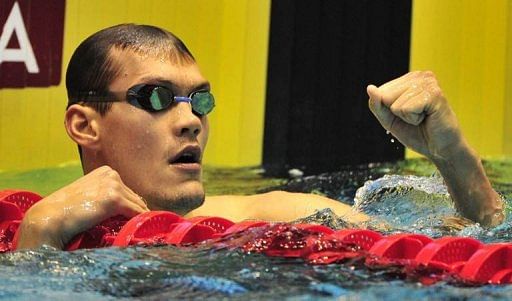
[97,50,210,214]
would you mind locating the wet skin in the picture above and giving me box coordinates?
[88,49,210,214]
[16,53,504,249]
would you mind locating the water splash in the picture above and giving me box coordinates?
[293,208,354,229]
[352,174,461,236]
[351,174,512,241]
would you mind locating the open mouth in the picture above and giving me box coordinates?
[170,146,201,165]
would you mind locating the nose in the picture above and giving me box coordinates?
[172,102,202,138]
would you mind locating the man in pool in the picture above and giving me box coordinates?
[16,24,504,249]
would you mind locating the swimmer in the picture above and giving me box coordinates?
[16,24,504,249]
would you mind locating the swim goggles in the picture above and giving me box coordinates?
[125,84,215,115]
[74,84,215,115]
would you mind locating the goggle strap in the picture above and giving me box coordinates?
[174,96,192,103]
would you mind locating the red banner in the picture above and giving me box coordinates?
[0,0,65,88]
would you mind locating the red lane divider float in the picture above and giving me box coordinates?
[1,189,511,285]
[0,190,43,252]
[416,237,483,273]
[459,244,512,284]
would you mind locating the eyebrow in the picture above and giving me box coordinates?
[137,76,211,93]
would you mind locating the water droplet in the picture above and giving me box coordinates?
[288,168,303,178]
[390,138,395,143]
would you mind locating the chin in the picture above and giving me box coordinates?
[146,181,205,215]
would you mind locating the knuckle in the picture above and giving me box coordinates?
[422,70,435,78]
[380,91,394,103]
[426,81,442,98]
[105,169,121,180]
[101,198,117,211]
[97,181,122,201]
[109,180,122,191]
[96,165,112,173]
[389,103,401,116]
[431,86,443,98]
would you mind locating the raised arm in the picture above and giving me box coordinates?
[367,71,504,227]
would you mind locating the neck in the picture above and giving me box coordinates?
[82,151,106,174]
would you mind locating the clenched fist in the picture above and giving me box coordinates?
[367,71,504,227]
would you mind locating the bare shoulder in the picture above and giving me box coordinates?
[184,193,262,221]
[185,191,367,223]
[185,191,291,221]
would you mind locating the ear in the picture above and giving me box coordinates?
[64,104,102,150]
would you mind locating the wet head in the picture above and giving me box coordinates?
[81,45,210,215]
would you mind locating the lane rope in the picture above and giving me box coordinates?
[1,189,511,285]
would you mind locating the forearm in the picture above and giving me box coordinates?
[17,214,64,250]
[431,141,504,227]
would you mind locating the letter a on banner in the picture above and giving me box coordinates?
[0,1,39,73]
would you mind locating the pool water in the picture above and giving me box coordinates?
[1,158,512,300]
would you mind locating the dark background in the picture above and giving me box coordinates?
[263,0,411,176]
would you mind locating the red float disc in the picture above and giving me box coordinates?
[164,222,216,245]
[306,250,360,264]
[489,268,512,284]
[218,220,269,237]
[332,229,383,251]
[369,233,433,260]
[415,237,482,272]
[65,226,111,251]
[301,233,364,264]
[261,225,315,258]
[0,220,20,252]
[0,190,42,213]
[0,201,23,222]
[187,216,235,233]
[65,215,129,250]
[459,243,512,283]
[0,190,16,198]
[113,211,183,247]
